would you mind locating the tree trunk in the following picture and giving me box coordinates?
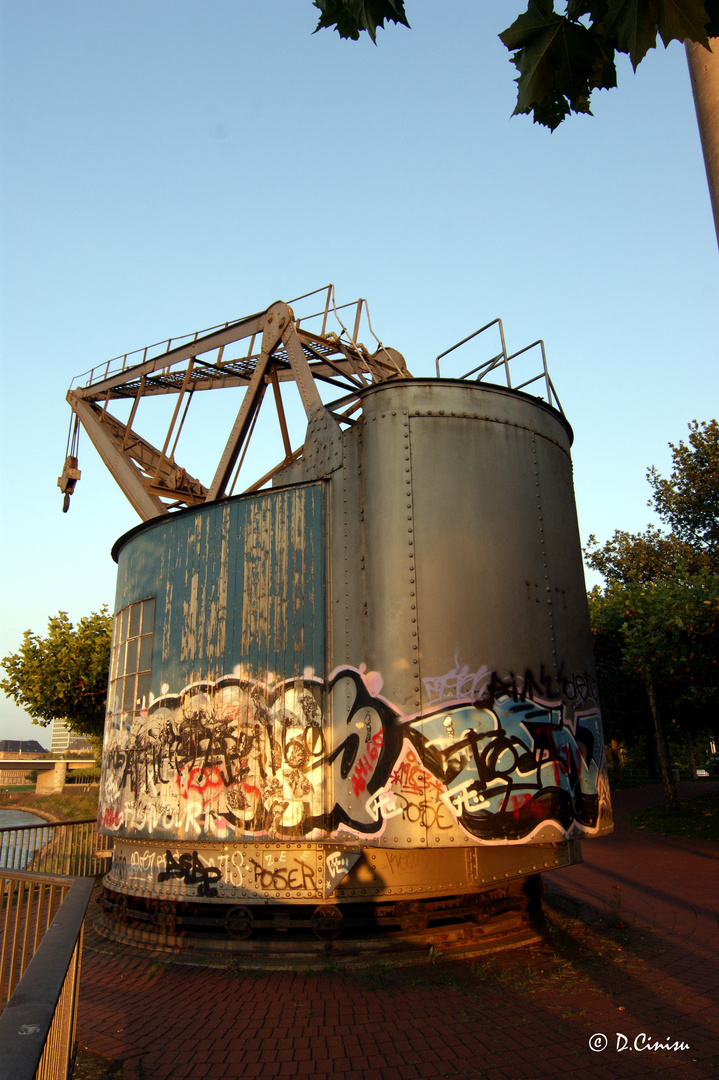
[686,38,719,248]
[686,730,698,780]
[646,676,679,810]
[643,715,658,778]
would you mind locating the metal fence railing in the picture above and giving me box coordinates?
[0,870,94,1080]
[1,870,72,1012]
[0,820,107,878]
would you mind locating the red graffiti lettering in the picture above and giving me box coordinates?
[177,765,225,801]
[100,806,121,829]
[350,732,384,797]
[508,792,532,819]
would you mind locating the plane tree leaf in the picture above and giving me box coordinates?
[601,0,710,68]
[655,0,713,49]
[313,0,410,44]
[500,1,617,129]
[500,0,716,126]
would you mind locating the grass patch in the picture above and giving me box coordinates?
[0,788,99,821]
[72,1047,123,1080]
[626,789,719,839]
[143,960,172,979]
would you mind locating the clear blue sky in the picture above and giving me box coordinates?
[1,2,717,743]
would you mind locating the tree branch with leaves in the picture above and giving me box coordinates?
[586,420,718,807]
[313,1,719,129]
[1,609,112,742]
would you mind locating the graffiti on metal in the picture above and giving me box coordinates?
[107,841,330,900]
[99,663,611,846]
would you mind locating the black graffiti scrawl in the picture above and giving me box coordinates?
[98,664,610,844]
[403,695,605,841]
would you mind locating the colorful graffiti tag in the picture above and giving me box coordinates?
[98,664,611,844]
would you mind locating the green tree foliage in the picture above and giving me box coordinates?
[587,420,719,807]
[584,526,712,584]
[312,0,719,129]
[588,572,719,805]
[1,609,112,741]
[313,0,409,43]
[648,419,719,555]
[501,0,719,129]
[585,420,719,582]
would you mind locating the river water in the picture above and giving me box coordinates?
[0,809,53,869]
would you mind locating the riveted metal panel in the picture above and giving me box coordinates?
[322,381,611,853]
[104,837,579,904]
[106,839,341,903]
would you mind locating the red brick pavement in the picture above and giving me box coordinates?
[77,782,718,1080]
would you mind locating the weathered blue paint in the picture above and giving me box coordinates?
[112,482,326,696]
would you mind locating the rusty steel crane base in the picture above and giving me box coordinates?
[61,286,612,952]
[94,873,546,967]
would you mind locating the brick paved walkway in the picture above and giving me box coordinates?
[77,782,719,1079]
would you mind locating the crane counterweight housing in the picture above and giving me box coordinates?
[63,289,611,933]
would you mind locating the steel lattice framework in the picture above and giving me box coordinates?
[59,285,562,518]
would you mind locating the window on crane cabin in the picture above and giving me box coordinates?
[109,598,156,723]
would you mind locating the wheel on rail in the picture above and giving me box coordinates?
[462,892,491,925]
[224,905,254,940]
[311,904,343,940]
[155,900,176,932]
[395,900,429,933]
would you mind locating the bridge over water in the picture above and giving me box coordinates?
[0,759,96,794]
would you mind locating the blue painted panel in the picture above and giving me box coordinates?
[112,481,326,699]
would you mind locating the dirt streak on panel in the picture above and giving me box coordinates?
[261,496,273,690]
[290,489,307,675]
[225,502,241,670]
[161,531,173,667]
[180,515,202,667]
[274,491,290,692]
[195,512,208,676]
[241,498,268,684]
[206,503,229,666]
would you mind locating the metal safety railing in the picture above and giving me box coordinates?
[0,820,106,879]
[1,870,73,1012]
[435,318,565,416]
[0,870,94,1080]
[68,284,376,391]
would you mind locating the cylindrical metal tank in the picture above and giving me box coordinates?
[99,379,611,915]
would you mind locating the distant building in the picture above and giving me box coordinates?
[0,739,46,756]
[0,739,47,786]
[49,719,94,755]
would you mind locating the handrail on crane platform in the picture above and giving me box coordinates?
[435,318,564,416]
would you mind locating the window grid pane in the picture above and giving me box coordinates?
[123,675,137,712]
[139,635,153,672]
[109,598,155,718]
[125,637,140,677]
[141,598,155,635]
